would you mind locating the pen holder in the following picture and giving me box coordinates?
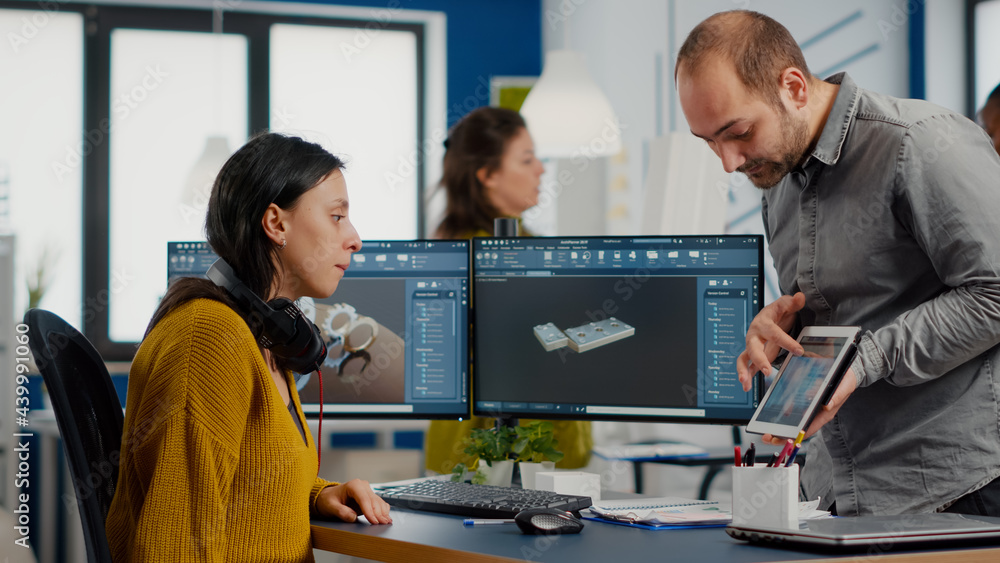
[731,464,799,529]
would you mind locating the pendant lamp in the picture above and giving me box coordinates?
[519,49,621,159]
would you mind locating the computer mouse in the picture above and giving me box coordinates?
[514,507,585,535]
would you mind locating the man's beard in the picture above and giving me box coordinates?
[738,110,811,190]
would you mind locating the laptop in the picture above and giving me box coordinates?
[727,513,1000,551]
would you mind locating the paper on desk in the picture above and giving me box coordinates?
[588,497,831,526]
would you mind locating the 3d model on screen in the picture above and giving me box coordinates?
[533,322,569,351]
[314,302,381,381]
[533,317,635,353]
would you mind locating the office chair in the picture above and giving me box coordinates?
[24,309,123,563]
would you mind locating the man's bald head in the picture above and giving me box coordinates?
[676,10,813,109]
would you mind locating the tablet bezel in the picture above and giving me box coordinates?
[745,325,861,438]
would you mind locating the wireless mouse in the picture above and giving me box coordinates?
[514,507,585,535]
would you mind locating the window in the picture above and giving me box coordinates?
[109,29,248,342]
[1,2,439,359]
[967,0,1000,115]
[0,8,83,328]
[269,23,419,240]
[972,0,1000,113]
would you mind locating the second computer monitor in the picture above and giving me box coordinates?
[471,235,763,424]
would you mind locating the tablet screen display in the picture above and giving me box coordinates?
[753,336,849,427]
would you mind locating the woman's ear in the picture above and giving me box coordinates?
[261,203,287,246]
[476,166,496,190]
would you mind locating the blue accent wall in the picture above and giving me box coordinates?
[907,1,925,100]
[277,0,543,126]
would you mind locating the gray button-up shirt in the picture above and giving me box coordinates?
[762,73,1000,515]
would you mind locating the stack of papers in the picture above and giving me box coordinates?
[587,497,831,528]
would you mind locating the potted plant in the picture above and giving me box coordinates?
[513,421,564,489]
[452,425,516,485]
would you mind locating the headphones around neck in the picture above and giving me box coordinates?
[206,258,327,374]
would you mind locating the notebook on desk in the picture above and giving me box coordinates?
[726,512,1000,550]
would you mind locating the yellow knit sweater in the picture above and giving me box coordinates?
[106,298,335,562]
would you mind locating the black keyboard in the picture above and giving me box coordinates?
[377,479,593,519]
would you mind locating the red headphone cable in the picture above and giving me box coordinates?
[316,368,324,469]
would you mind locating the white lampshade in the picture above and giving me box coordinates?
[520,50,621,159]
[180,135,232,225]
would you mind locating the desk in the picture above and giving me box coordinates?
[311,508,1000,562]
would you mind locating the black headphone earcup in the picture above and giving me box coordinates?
[265,298,328,374]
[206,258,327,374]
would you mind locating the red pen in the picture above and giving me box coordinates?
[735,445,742,467]
[775,438,794,466]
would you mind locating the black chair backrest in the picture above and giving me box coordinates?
[24,309,123,563]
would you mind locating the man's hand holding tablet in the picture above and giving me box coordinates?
[744,325,862,445]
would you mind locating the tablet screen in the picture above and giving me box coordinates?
[752,336,849,427]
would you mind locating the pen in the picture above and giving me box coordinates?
[463,519,516,526]
[765,452,779,467]
[745,443,756,467]
[735,445,742,467]
[785,431,806,467]
[775,438,795,466]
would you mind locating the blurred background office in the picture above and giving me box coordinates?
[1,1,997,561]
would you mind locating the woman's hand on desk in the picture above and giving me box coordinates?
[317,479,393,524]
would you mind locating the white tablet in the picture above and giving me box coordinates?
[745,326,861,438]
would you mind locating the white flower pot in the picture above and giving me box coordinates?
[477,460,514,487]
[518,461,556,489]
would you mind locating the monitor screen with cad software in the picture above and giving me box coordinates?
[471,235,763,424]
[167,240,470,419]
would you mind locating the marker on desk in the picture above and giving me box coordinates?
[464,519,516,526]
[745,443,756,467]
[735,445,742,467]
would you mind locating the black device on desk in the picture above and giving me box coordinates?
[471,235,765,424]
[167,240,471,419]
[376,479,592,519]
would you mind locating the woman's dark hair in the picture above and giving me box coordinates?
[145,132,345,344]
[436,107,526,239]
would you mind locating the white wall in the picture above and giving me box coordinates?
[925,0,966,113]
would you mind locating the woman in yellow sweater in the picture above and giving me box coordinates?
[106,132,391,562]
[424,107,593,475]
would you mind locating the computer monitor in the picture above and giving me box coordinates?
[471,235,763,424]
[166,240,471,419]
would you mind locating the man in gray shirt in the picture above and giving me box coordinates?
[676,10,1000,516]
